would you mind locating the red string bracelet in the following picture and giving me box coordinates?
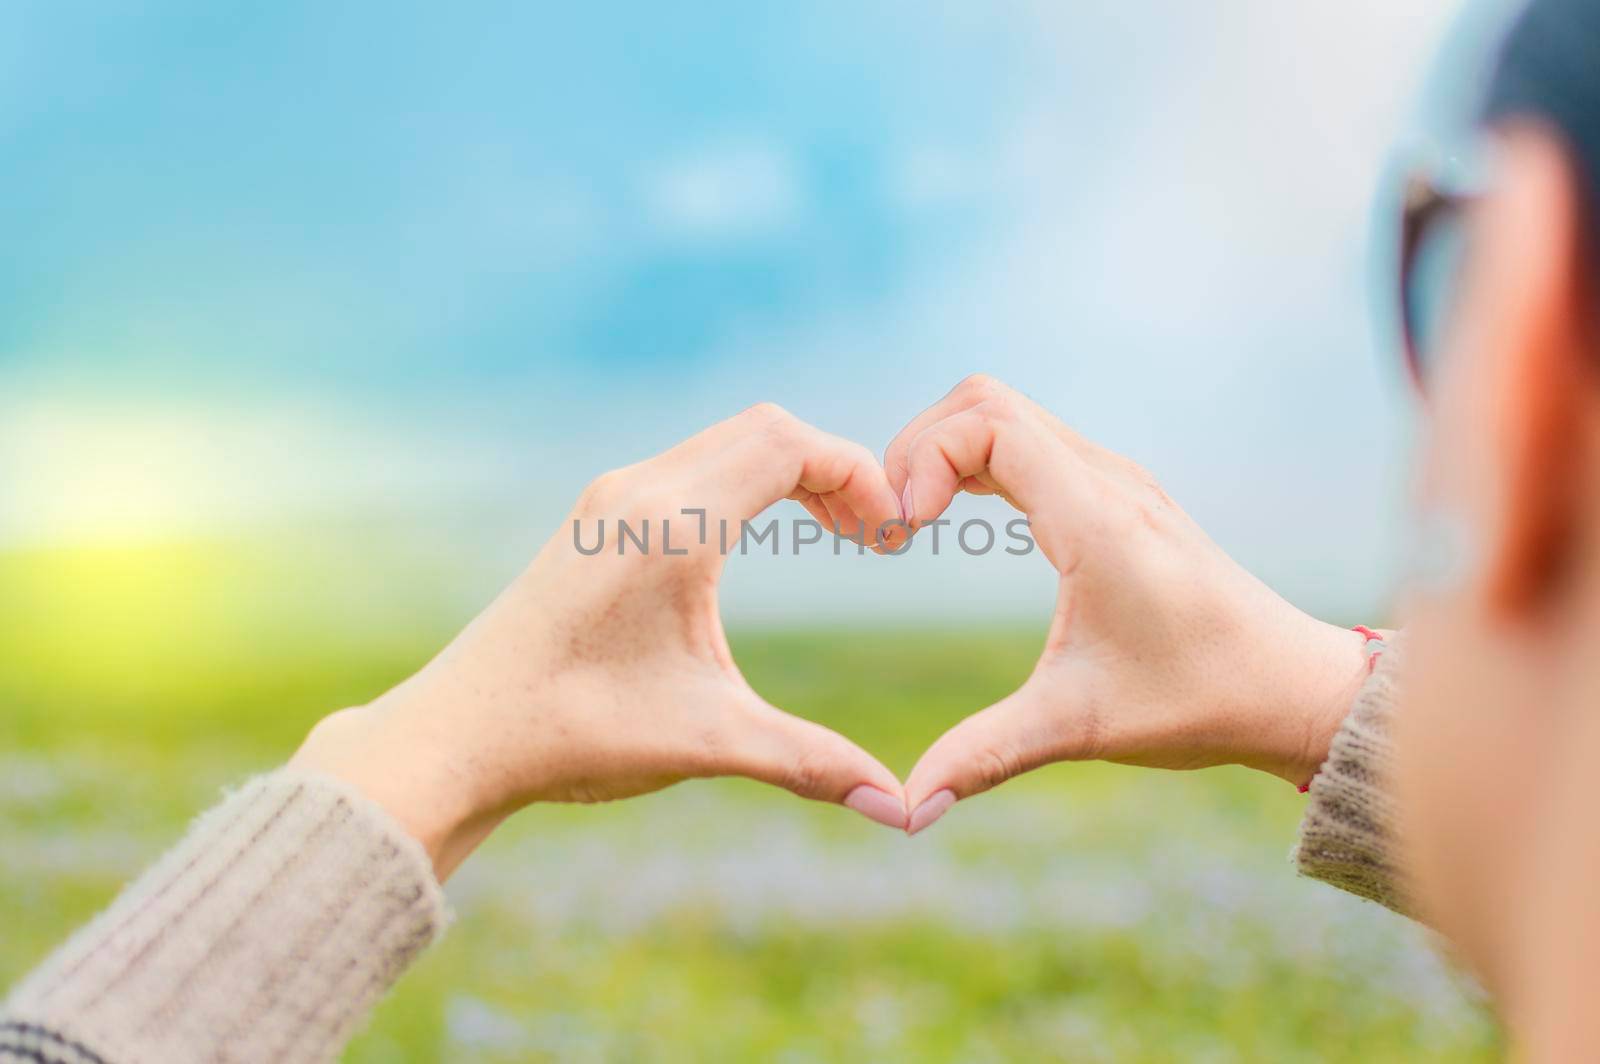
[1298,626,1387,793]
[1352,625,1388,673]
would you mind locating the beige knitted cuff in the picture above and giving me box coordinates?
[1292,640,1411,917]
[3,769,451,1064]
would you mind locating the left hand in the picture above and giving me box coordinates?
[293,403,910,879]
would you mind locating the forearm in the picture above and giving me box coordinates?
[2,769,450,1064]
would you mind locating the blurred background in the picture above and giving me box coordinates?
[1,1,1512,1059]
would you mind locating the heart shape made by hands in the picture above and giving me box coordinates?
[417,375,1359,845]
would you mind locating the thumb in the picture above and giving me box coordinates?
[723,695,908,831]
[903,686,1053,835]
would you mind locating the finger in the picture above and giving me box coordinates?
[883,374,1008,497]
[817,491,867,545]
[620,404,902,556]
[633,405,901,555]
[791,490,837,533]
[707,405,902,544]
[881,375,1076,491]
[900,399,1081,534]
[792,437,903,551]
[722,694,908,830]
[960,475,998,496]
[902,687,1055,835]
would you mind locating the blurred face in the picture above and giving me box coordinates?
[1395,122,1600,1008]
[1396,135,1544,981]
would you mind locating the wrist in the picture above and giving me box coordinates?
[1263,620,1376,787]
[290,703,503,882]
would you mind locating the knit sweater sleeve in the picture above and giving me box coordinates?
[1292,640,1410,917]
[0,768,451,1064]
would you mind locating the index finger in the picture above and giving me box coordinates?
[900,399,1081,533]
[672,403,905,550]
[884,375,1102,500]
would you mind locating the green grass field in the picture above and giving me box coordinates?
[0,542,1502,1061]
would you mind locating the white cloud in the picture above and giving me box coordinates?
[641,140,802,241]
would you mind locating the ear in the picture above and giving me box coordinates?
[1481,122,1599,616]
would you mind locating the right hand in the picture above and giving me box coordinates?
[294,403,910,878]
[884,375,1374,833]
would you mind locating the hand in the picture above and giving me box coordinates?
[292,403,910,878]
[884,375,1375,834]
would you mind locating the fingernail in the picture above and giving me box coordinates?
[907,789,956,836]
[845,785,907,830]
[900,483,915,528]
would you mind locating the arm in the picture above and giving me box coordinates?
[3,404,909,1064]
[2,771,447,1064]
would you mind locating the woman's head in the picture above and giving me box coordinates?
[1395,0,1600,1043]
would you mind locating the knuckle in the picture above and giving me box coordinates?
[740,402,805,449]
[906,431,939,470]
[974,394,1018,424]
[782,745,830,799]
[1131,464,1177,510]
[1117,455,1148,481]
[742,401,793,430]
[1102,465,1175,536]
[955,372,1003,401]
[576,468,630,514]
[1112,453,1156,490]
[973,743,1022,792]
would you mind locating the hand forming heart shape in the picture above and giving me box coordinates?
[879,375,1370,833]
[296,375,1374,878]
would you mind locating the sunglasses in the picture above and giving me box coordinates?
[1394,145,1489,393]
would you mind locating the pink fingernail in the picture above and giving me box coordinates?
[900,483,915,528]
[845,785,907,830]
[907,789,956,836]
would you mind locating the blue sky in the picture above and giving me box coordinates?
[2,0,1507,622]
[1,2,1019,388]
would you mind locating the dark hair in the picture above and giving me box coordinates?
[1482,0,1600,260]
